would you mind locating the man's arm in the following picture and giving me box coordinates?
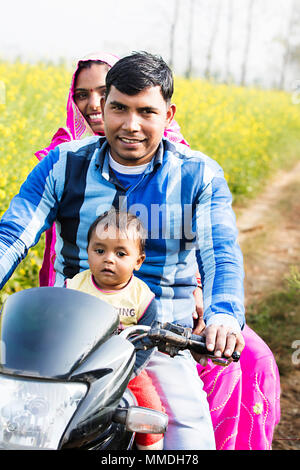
[0,148,61,289]
[195,166,245,358]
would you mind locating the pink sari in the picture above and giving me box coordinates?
[35,53,280,450]
[197,325,280,449]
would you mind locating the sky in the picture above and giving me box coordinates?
[0,0,298,89]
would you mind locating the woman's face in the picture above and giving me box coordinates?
[73,63,109,134]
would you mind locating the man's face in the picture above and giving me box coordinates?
[101,85,176,166]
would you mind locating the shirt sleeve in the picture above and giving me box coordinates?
[133,298,157,376]
[0,148,61,289]
[194,166,245,329]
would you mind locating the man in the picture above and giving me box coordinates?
[0,52,245,449]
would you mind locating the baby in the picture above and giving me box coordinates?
[66,208,164,450]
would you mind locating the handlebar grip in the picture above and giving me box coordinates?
[148,322,240,363]
[188,333,240,362]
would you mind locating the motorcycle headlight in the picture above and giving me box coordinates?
[0,374,87,450]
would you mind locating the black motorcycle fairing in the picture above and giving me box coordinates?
[60,335,136,449]
[0,287,119,379]
[61,388,137,450]
[69,334,135,383]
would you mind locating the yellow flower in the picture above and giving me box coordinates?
[253,403,263,415]
[0,176,7,187]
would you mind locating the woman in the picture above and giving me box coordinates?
[35,52,280,450]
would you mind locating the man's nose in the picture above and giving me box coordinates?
[122,112,141,132]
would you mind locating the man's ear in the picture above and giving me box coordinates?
[165,103,176,128]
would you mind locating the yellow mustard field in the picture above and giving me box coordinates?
[0,60,300,297]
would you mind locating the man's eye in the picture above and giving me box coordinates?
[112,104,124,111]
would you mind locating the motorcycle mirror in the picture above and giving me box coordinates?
[113,406,168,434]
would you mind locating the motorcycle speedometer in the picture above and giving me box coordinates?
[0,374,87,450]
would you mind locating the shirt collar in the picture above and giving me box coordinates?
[95,138,165,176]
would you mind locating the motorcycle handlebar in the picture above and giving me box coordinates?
[119,321,240,365]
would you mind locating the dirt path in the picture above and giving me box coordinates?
[234,160,300,450]
[237,160,300,306]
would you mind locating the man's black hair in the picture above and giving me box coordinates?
[105,51,174,103]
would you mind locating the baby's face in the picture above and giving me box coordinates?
[87,225,145,290]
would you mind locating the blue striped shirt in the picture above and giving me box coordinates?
[0,136,245,329]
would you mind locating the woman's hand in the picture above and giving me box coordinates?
[192,286,205,335]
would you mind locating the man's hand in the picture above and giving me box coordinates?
[192,286,245,366]
[202,324,245,360]
[191,323,245,367]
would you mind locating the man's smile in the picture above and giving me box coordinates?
[118,136,146,144]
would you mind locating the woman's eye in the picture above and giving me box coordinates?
[74,92,87,101]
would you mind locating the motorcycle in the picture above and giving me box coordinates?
[0,287,239,450]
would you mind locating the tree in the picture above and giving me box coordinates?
[204,0,221,80]
[225,0,233,83]
[185,0,196,78]
[240,0,255,86]
[278,0,298,90]
[169,0,180,69]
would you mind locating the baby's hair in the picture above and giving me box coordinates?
[87,208,147,254]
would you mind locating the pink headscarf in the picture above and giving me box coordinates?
[35,52,119,161]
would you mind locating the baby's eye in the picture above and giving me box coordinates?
[117,251,126,257]
[95,248,104,254]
